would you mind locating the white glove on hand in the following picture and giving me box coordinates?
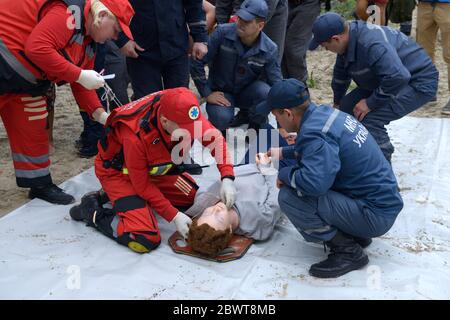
[76,70,105,90]
[173,211,192,239]
[220,178,236,209]
[92,108,109,125]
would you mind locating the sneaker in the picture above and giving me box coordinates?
[29,184,75,205]
[441,99,450,115]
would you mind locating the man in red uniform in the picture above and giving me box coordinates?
[0,0,134,204]
[69,87,237,253]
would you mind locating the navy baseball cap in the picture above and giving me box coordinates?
[236,0,268,21]
[256,79,310,115]
[309,12,345,50]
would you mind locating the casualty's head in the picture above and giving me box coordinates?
[87,0,134,43]
[158,87,204,138]
[235,0,268,41]
[188,200,234,258]
[308,12,349,55]
[256,78,310,133]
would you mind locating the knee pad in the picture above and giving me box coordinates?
[113,195,161,253]
[117,232,161,254]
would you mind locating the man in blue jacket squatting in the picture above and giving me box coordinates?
[257,79,404,278]
[309,12,438,163]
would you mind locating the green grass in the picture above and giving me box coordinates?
[322,0,357,20]
[307,71,316,89]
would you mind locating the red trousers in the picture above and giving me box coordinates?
[96,167,198,251]
[0,93,52,188]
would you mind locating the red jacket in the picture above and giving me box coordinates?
[95,92,235,222]
[0,0,101,115]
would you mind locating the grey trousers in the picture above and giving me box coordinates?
[263,0,288,64]
[282,0,320,82]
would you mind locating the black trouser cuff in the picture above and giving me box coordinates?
[17,174,53,188]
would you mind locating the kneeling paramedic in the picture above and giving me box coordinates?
[257,79,404,278]
[69,87,236,253]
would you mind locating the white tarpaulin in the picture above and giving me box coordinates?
[1,116,450,299]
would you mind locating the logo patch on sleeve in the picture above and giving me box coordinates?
[188,106,200,120]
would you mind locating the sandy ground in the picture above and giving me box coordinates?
[1,18,449,218]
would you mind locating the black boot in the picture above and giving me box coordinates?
[229,111,249,128]
[29,184,75,205]
[353,236,372,248]
[81,189,109,206]
[69,193,101,226]
[309,231,369,278]
[77,143,98,158]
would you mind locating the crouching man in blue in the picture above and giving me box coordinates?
[309,13,438,163]
[257,79,403,278]
[190,0,282,133]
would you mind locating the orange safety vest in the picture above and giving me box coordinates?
[99,91,181,177]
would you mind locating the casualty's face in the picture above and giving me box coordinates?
[197,202,232,232]
[236,17,262,39]
[90,13,121,43]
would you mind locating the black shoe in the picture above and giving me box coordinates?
[29,184,75,205]
[229,112,249,128]
[69,193,101,225]
[309,231,369,278]
[353,236,372,248]
[81,189,109,206]
[77,144,98,158]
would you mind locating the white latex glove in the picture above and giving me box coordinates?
[173,211,192,239]
[92,108,109,125]
[76,70,105,90]
[220,178,236,209]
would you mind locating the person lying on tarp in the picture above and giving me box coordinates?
[185,132,296,258]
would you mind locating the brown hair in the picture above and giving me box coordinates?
[188,219,233,258]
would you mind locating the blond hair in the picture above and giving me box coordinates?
[90,0,117,27]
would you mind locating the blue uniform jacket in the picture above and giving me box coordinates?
[116,0,208,62]
[190,23,282,98]
[332,21,438,109]
[278,103,403,218]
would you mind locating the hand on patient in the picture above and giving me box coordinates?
[173,211,192,239]
[256,153,278,175]
[220,178,237,208]
[266,147,284,162]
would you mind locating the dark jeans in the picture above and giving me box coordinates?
[206,81,270,131]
